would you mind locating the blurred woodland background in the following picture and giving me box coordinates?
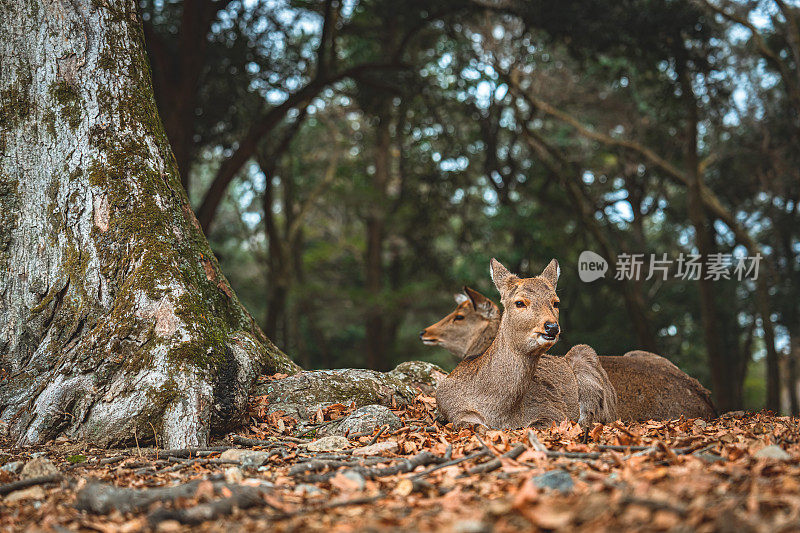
[140,0,800,414]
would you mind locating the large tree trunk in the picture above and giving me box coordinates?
[0,0,298,448]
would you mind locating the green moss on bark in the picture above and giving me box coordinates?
[0,176,19,268]
[49,80,82,131]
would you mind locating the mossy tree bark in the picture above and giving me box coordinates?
[0,0,299,448]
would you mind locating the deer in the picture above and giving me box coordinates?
[434,258,618,429]
[423,286,717,421]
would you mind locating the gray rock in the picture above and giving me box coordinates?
[352,441,399,456]
[303,436,350,452]
[254,369,419,419]
[754,445,791,461]
[388,361,447,394]
[532,470,574,493]
[323,405,401,437]
[20,457,59,479]
[219,449,272,468]
[1,461,24,474]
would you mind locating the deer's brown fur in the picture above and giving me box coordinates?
[435,259,617,428]
[424,288,717,421]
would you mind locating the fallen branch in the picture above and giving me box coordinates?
[0,474,62,496]
[288,456,394,476]
[147,486,268,526]
[300,451,447,483]
[75,480,214,514]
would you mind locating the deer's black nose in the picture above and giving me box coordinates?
[544,322,559,337]
[419,330,427,339]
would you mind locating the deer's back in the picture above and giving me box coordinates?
[600,351,716,421]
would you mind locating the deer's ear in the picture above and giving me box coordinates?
[541,259,560,287]
[454,292,469,305]
[490,258,518,297]
[464,286,499,319]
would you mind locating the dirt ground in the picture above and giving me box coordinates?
[2,390,800,532]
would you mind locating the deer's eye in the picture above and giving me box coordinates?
[454,315,465,321]
[515,301,526,308]
[553,301,560,309]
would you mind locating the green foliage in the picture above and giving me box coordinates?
[145,0,800,411]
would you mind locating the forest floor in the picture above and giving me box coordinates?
[2,390,800,532]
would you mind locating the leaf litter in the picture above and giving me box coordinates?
[1,386,800,532]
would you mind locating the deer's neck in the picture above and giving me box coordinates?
[478,328,542,409]
[465,316,501,356]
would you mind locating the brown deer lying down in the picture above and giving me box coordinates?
[435,259,618,429]
[422,286,717,421]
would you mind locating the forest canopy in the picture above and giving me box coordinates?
[140,0,800,414]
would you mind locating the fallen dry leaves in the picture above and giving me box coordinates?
[1,392,800,532]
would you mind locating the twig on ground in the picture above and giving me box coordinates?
[296,419,344,437]
[411,447,488,480]
[230,435,284,448]
[152,446,230,459]
[367,425,387,446]
[463,444,527,475]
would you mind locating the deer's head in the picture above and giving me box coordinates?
[490,258,561,356]
[419,287,499,356]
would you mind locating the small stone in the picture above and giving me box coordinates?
[303,436,350,452]
[30,452,46,458]
[352,441,399,456]
[693,419,707,428]
[532,470,574,493]
[20,457,59,479]
[5,486,46,504]
[218,449,272,468]
[1,461,24,474]
[324,405,401,437]
[754,445,791,461]
[223,466,244,484]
